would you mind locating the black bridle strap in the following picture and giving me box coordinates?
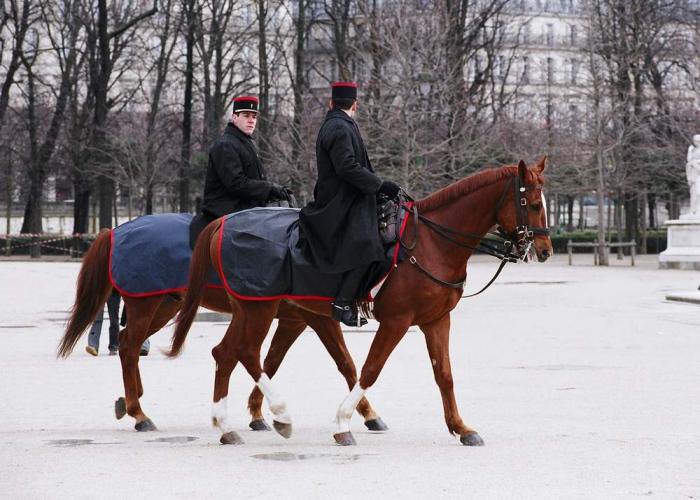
[408,255,465,289]
[462,258,509,298]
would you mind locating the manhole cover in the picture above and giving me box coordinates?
[251,452,368,462]
[148,436,199,444]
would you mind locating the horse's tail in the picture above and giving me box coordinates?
[57,229,113,358]
[167,218,220,358]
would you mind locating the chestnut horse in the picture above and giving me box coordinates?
[56,222,387,434]
[169,159,552,446]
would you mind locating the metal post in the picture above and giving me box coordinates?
[30,235,41,258]
[594,240,598,266]
[567,239,572,265]
[630,242,635,267]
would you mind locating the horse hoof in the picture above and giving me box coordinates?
[460,432,484,446]
[334,431,357,446]
[114,397,127,420]
[249,419,271,431]
[364,417,388,432]
[272,420,292,439]
[220,431,244,445]
[135,419,157,432]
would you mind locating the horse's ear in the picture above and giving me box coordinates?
[518,160,527,180]
[535,155,547,173]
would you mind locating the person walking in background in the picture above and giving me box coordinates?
[85,290,149,356]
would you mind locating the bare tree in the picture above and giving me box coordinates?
[20,0,83,233]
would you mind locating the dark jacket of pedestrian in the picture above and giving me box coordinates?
[299,109,385,273]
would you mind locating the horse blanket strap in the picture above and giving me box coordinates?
[110,213,222,297]
[217,207,411,301]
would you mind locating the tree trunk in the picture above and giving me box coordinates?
[639,190,647,255]
[290,0,306,194]
[256,0,270,159]
[20,67,41,234]
[179,0,195,213]
[647,192,656,228]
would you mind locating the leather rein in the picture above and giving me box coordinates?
[398,174,550,297]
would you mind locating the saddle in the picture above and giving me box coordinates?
[377,192,408,245]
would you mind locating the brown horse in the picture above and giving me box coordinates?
[169,159,552,446]
[56,221,387,435]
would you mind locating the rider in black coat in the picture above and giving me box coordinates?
[299,82,400,326]
[189,96,288,247]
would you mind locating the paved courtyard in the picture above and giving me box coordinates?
[0,255,698,498]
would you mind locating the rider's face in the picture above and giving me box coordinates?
[232,111,258,136]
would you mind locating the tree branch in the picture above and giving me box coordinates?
[108,0,158,39]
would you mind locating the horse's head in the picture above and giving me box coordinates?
[495,157,553,263]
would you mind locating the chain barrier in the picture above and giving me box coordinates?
[1,233,98,257]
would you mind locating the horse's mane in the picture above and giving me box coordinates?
[416,165,518,212]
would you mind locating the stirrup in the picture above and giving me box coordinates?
[331,302,367,328]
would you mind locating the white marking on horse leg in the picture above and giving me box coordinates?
[335,383,366,434]
[257,374,291,424]
[211,397,234,433]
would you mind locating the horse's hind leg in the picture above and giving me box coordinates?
[420,314,483,446]
[303,311,388,432]
[233,300,292,439]
[247,315,306,431]
[115,295,182,422]
[117,295,164,431]
[211,318,243,444]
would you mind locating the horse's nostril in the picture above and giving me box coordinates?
[542,249,550,257]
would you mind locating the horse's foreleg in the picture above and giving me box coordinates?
[333,318,411,445]
[247,316,306,431]
[211,319,242,445]
[420,314,483,446]
[234,301,292,439]
[118,296,163,431]
[305,313,388,432]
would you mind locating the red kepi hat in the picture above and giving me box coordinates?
[331,81,358,100]
[232,95,259,113]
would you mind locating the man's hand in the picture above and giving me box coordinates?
[269,183,288,200]
[378,180,400,199]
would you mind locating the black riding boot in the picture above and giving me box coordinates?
[332,267,368,327]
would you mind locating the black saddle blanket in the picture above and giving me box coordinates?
[110,213,222,297]
[218,207,408,300]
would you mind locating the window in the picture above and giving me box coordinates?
[546,24,554,46]
[569,104,579,131]
[570,58,580,84]
[547,57,554,84]
[570,24,577,45]
[498,56,506,81]
[522,22,530,44]
[522,56,530,83]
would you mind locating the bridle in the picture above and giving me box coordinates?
[398,173,550,297]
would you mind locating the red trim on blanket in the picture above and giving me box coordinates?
[218,202,414,302]
[109,227,225,298]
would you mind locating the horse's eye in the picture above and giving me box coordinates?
[531,202,542,211]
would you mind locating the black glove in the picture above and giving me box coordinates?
[268,183,288,200]
[378,180,400,199]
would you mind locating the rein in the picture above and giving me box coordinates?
[398,174,550,297]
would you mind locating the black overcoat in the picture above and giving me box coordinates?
[200,123,272,218]
[299,109,384,273]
